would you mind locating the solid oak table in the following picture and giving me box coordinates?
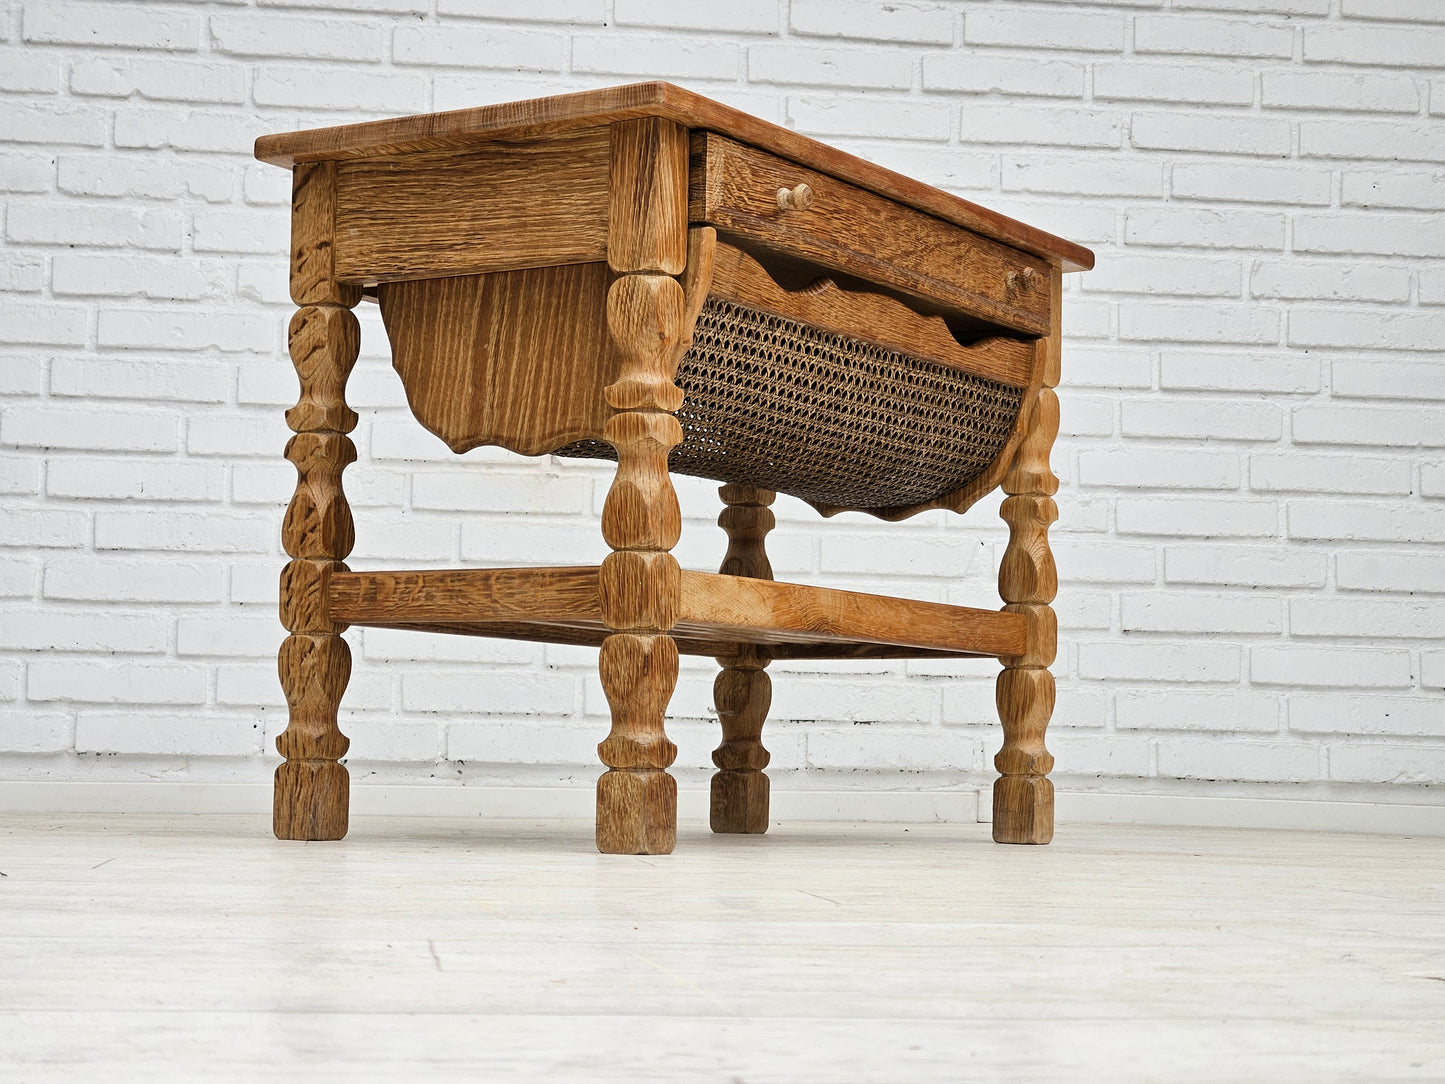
[254,82,1094,854]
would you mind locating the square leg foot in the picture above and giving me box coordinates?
[274,760,349,841]
[992,775,1053,845]
[710,770,769,834]
[597,769,677,854]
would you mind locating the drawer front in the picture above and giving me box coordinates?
[689,132,1050,338]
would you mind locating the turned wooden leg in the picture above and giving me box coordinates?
[595,273,684,853]
[275,162,362,841]
[994,270,1062,845]
[711,484,775,834]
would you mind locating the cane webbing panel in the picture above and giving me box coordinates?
[552,297,1024,512]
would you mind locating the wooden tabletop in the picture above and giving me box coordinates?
[254,81,1094,273]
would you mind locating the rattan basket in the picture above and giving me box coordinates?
[553,296,1026,512]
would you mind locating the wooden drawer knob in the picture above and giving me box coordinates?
[775,183,813,211]
[1006,266,1040,292]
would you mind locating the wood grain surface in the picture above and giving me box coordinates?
[690,132,1052,338]
[332,127,610,284]
[711,484,776,835]
[275,163,358,842]
[254,81,1093,272]
[377,261,614,456]
[993,266,1064,847]
[707,241,1035,387]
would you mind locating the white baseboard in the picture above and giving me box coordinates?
[3,782,1442,836]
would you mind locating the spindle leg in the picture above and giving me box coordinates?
[711,484,775,834]
[275,162,362,841]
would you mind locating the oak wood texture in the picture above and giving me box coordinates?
[711,484,775,835]
[690,132,1051,338]
[607,117,688,275]
[332,127,610,284]
[993,266,1064,846]
[276,163,358,842]
[255,81,1092,273]
[258,86,1093,853]
[377,261,613,455]
[592,128,690,855]
[326,565,1026,660]
[707,241,1035,388]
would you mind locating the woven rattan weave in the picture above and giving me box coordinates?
[554,297,1025,511]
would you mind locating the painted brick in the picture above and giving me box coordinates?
[1133,111,1289,158]
[252,67,427,113]
[1294,214,1445,260]
[411,470,590,515]
[791,0,952,45]
[0,302,88,346]
[1291,693,1445,737]
[1116,688,1281,733]
[23,4,200,50]
[1288,500,1445,543]
[0,253,43,292]
[960,105,1121,149]
[2,510,89,550]
[1159,351,1320,394]
[1078,641,1240,683]
[1424,461,1445,497]
[770,679,937,723]
[45,558,224,604]
[1303,22,1445,68]
[210,13,386,61]
[1093,61,1252,106]
[77,713,259,757]
[1292,405,1445,448]
[1079,448,1240,490]
[1117,498,1279,538]
[0,608,169,653]
[752,44,913,90]
[53,254,230,301]
[7,202,182,250]
[402,671,577,715]
[1051,540,1157,584]
[1290,597,1445,639]
[0,48,59,93]
[0,152,55,194]
[2,408,178,453]
[788,95,952,141]
[619,0,777,34]
[1337,551,1445,595]
[1300,120,1445,165]
[1123,591,1282,634]
[1251,645,1413,687]
[964,8,1124,52]
[1426,653,1445,689]
[1135,15,1293,59]
[1262,70,1419,115]
[1156,738,1318,784]
[1125,207,1286,250]
[924,54,1083,98]
[98,309,274,353]
[1176,0,1327,13]
[1328,742,1445,786]
[0,712,74,754]
[1250,261,1411,304]
[48,457,222,501]
[114,108,267,153]
[1003,156,1161,199]
[1047,733,1152,778]
[95,511,274,553]
[1122,398,1282,441]
[1250,453,1409,496]
[1121,302,1279,346]
[1171,162,1331,206]
[70,56,247,104]
[438,0,597,20]
[446,720,596,765]
[1341,0,1445,20]
[50,358,229,404]
[1082,255,1240,297]
[1332,360,1445,403]
[1342,171,1445,213]
[573,34,739,80]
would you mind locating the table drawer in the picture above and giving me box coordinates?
[689,132,1050,339]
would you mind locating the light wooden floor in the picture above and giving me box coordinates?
[1,814,1442,1082]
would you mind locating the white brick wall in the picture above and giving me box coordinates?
[2,0,1443,810]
